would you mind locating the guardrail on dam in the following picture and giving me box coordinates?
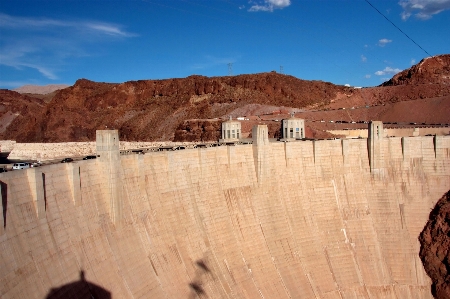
[0,125,449,298]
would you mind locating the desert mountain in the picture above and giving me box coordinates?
[381,54,450,86]
[0,54,449,143]
[13,84,70,95]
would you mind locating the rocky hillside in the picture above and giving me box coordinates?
[0,89,46,141]
[1,73,350,142]
[0,54,449,142]
[381,54,450,86]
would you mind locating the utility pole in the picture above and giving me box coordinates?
[228,63,233,76]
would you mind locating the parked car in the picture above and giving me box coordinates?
[61,158,73,163]
[32,161,42,167]
[12,162,31,170]
[83,155,97,160]
[0,167,7,173]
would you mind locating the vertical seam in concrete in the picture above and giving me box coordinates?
[216,154,262,298]
[313,140,317,164]
[323,246,344,298]
[275,158,317,297]
[0,180,4,234]
[145,158,174,298]
[284,142,288,168]
[185,161,230,298]
[258,222,292,299]
[402,137,406,161]
[433,135,437,159]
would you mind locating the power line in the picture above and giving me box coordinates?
[364,0,433,57]
[175,0,368,76]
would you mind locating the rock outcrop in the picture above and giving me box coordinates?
[381,55,450,86]
[419,190,450,299]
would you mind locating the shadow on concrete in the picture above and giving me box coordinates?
[0,180,6,228]
[45,270,111,299]
[189,258,214,299]
[42,173,47,211]
[189,282,206,297]
[196,260,211,273]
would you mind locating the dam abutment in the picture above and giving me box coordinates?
[0,128,449,298]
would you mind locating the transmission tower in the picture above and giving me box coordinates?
[228,63,233,76]
[280,65,284,74]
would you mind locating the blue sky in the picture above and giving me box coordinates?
[0,0,449,89]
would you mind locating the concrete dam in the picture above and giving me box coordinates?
[1,124,449,299]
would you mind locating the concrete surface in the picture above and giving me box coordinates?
[327,126,450,139]
[0,129,449,298]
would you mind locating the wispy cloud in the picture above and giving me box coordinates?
[248,0,291,12]
[83,22,136,37]
[0,42,61,80]
[411,58,416,65]
[374,66,402,76]
[0,13,67,28]
[399,0,450,20]
[0,13,136,81]
[0,13,135,37]
[365,74,371,79]
[361,55,367,62]
[378,38,392,47]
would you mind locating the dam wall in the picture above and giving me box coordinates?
[327,126,450,139]
[0,132,449,298]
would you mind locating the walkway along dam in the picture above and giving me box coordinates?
[1,123,449,298]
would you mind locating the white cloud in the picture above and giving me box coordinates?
[365,74,371,78]
[0,13,136,81]
[0,43,60,80]
[0,13,66,28]
[374,67,403,76]
[361,55,367,62]
[249,0,291,12]
[0,13,135,37]
[85,23,135,37]
[378,38,392,47]
[410,58,416,65]
[399,0,450,20]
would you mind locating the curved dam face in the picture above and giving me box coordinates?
[1,128,449,299]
